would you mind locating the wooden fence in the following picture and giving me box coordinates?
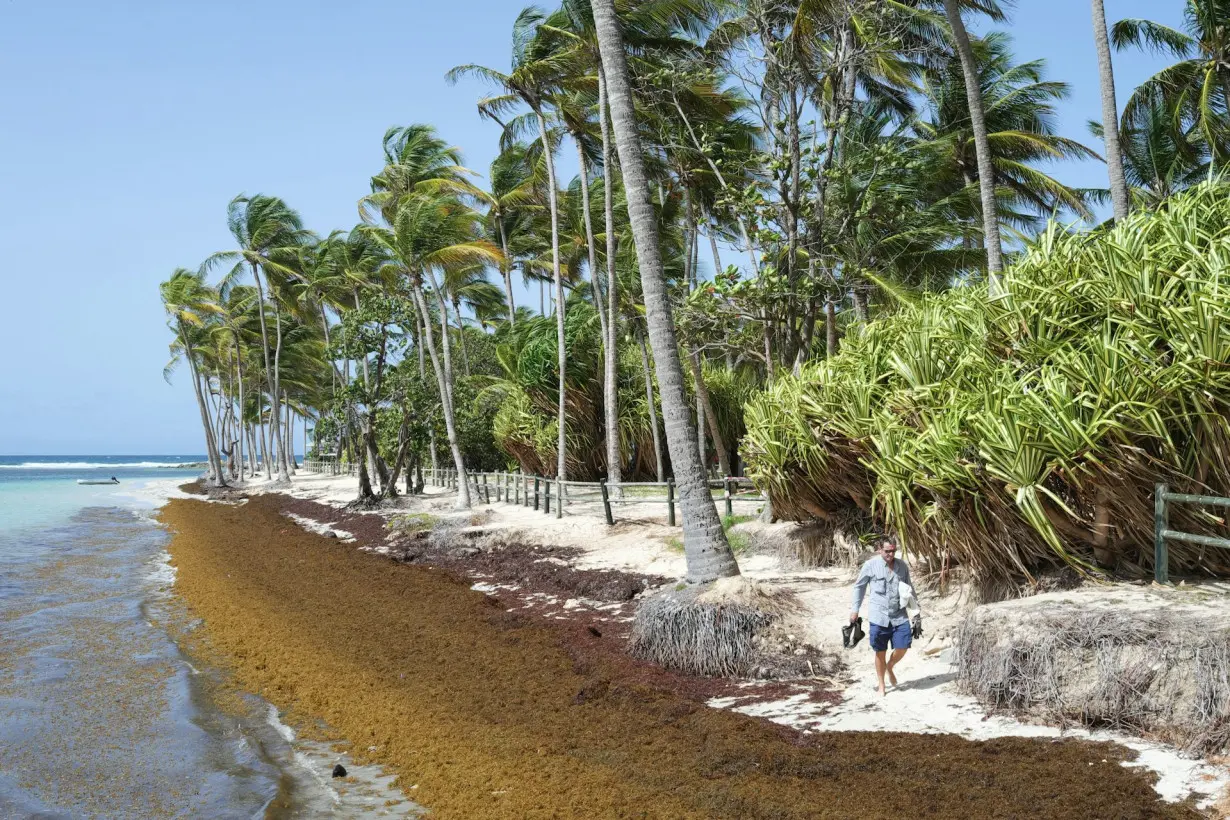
[422,468,764,526]
[302,460,358,476]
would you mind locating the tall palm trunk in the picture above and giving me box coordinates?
[592,0,739,583]
[497,220,516,326]
[825,299,839,357]
[250,263,276,479]
[638,328,665,481]
[252,262,289,481]
[180,330,225,486]
[536,108,567,519]
[227,356,239,479]
[695,358,706,471]
[1092,0,1130,221]
[451,298,471,376]
[690,352,731,479]
[415,311,440,477]
[574,137,610,352]
[233,330,245,480]
[599,66,621,494]
[271,304,290,481]
[412,276,470,509]
[942,0,1005,294]
[200,371,223,484]
[319,303,344,386]
[258,411,269,477]
[285,393,296,474]
[576,130,620,492]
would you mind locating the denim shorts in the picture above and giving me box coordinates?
[869,621,912,652]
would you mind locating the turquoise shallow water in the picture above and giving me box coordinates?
[0,456,284,818]
[0,456,419,818]
[0,455,206,537]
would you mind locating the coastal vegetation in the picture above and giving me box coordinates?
[161,0,1230,588]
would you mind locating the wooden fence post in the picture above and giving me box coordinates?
[724,479,733,518]
[667,478,676,527]
[544,479,551,515]
[1155,483,1170,584]
[601,480,613,526]
[533,477,540,511]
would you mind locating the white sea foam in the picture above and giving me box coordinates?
[267,704,297,743]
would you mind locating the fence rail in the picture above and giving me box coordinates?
[302,460,358,476]
[423,468,764,527]
[1153,482,1230,583]
[300,462,766,526]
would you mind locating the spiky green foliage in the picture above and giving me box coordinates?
[744,182,1230,588]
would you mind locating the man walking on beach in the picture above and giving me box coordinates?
[850,535,918,696]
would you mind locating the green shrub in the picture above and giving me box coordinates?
[744,181,1230,587]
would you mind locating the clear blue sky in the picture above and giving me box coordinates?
[0,1,1185,454]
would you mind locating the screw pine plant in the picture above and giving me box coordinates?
[744,181,1230,591]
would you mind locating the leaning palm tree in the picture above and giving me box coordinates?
[204,194,311,482]
[361,124,479,225]
[1091,0,1130,221]
[367,193,503,510]
[591,0,739,584]
[443,261,503,376]
[448,7,585,516]
[161,268,227,486]
[214,284,261,480]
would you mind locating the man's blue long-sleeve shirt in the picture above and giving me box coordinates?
[851,555,914,628]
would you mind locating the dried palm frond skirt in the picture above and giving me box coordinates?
[958,602,1230,754]
[629,577,839,679]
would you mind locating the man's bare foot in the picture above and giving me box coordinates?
[876,682,886,696]
[887,667,898,687]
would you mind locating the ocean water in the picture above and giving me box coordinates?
[0,457,418,819]
[0,456,208,538]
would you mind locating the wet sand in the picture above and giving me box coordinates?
[161,495,1199,819]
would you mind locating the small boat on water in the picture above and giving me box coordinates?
[77,477,120,485]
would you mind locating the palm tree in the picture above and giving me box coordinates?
[296,232,350,389]
[204,194,311,482]
[941,0,1005,294]
[368,193,503,510]
[161,268,227,486]
[214,284,261,480]
[913,33,1101,233]
[591,0,739,584]
[1090,86,1209,208]
[449,7,583,517]
[1114,1,1230,169]
[482,143,540,325]
[361,124,478,224]
[1092,0,1130,221]
[443,261,503,375]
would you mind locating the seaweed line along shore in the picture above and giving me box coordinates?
[158,470,1229,818]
